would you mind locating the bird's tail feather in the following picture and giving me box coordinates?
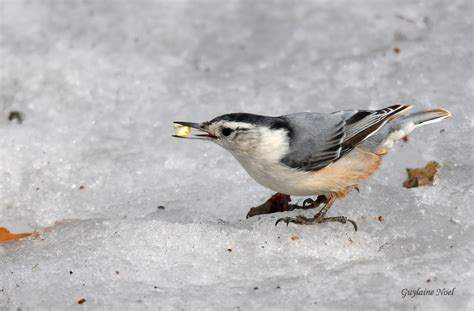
[371,107,451,155]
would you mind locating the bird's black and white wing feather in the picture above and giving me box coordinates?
[280,105,412,171]
[336,105,412,154]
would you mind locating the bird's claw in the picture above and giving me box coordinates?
[275,216,311,226]
[275,215,358,231]
[275,217,291,226]
[322,216,358,232]
[346,218,358,232]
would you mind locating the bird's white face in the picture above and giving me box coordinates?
[207,120,260,152]
[173,118,290,162]
[173,115,297,195]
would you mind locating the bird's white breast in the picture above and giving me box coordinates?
[228,128,333,196]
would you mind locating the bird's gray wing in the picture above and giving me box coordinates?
[280,113,346,171]
[280,105,411,171]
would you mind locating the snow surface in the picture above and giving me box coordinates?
[1,0,473,310]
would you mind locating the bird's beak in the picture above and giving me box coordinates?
[172,121,217,140]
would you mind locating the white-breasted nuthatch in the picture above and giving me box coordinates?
[174,105,450,231]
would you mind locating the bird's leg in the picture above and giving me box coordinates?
[275,186,358,231]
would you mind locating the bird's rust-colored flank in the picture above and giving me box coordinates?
[310,147,383,194]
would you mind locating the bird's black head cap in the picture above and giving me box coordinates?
[210,113,291,132]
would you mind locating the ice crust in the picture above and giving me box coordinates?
[1,0,473,310]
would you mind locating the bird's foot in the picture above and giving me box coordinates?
[275,187,359,231]
[275,215,357,231]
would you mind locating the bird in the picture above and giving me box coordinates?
[173,105,451,231]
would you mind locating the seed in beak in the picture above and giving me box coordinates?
[174,124,192,137]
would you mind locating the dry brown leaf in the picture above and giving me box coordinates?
[403,161,440,188]
[0,227,32,242]
[246,193,291,218]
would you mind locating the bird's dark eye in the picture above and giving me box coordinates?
[222,127,233,137]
